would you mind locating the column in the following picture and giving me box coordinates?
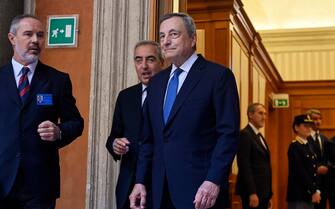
[86,1,150,209]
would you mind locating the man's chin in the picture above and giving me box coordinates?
[163,51,175,59]
[23,55,39,64]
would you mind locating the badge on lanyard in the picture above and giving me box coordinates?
[36,94,53,105]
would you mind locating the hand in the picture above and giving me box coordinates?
[37,120,60,141]
[113,138,130,155]
[268,198,272,209]
[312,191,321,203]
[129,184,146,209]
[193,181,220,209]
[317,165,328,175]
[249,193,259,208]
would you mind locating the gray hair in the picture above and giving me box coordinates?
[159,12,196,37]
[247,103,265,117]
[9,14,40,35]
[134,40,164,62]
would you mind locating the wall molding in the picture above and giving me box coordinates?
[259,27,335,81]
[260,27,335,52]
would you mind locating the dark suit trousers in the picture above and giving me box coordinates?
[0,167,56,209]
[329,192,335,209]
[241,195,269,209]
[160,176,176,209]
[314,175,327,209]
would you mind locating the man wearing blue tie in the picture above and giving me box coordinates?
[0,14,83,209]
[130,13,240,209]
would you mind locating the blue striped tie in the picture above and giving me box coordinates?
[18,66,30,102]
[163,68,183,123]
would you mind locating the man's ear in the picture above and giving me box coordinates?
[191,34,197,48]
[8,33,16,46]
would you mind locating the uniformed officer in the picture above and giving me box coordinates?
[286,114,321,209]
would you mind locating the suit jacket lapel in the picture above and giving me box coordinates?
[247,125,269,156]
[165,55,205,127]
[24,62,49,107]
[153,68,171,128]
[134,83,143,122]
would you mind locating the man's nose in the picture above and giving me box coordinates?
[161,36,171,46]
[141,60,148,68]
[31,34,38,42]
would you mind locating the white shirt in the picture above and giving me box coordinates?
[12,58,37,87]
[169,53,198,93]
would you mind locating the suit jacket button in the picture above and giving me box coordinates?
[16,153,21,158]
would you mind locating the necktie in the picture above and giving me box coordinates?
[142,88,147,106]
[257,133,267,149]
[163,68,183,123]
[315,132,323,153]
[18,66,30,102]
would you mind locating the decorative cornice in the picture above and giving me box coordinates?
[260,27,335,52]
[187,0,240,12]
[280,80,335,95]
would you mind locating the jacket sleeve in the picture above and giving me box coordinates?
[56,73,84,148]
[105,93,124,161]
[205,68,240,187]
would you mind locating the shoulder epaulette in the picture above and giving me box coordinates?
[293,136,306,144]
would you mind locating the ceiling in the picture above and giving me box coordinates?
[242,0,335,30]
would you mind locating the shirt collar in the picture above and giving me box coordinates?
[296,136,308,144]
[170,53,198,76]
[141,84,147,92]
[12,58,37,76]
[248,122,260,135]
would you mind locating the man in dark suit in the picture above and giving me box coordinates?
[129,13,240,209]
[306,109,328,209]
[0,14,84,209]
[236,103,272,209]
[106,40,163,209]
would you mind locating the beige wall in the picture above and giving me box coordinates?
[35,0,93,208]
[261,27,335,81]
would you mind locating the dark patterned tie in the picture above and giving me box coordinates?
[18,66,30,102]
[314,132,323,156]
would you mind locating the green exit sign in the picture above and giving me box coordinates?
[272,93,289,108]
[47,15,78,47]
[274,99,288,107]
